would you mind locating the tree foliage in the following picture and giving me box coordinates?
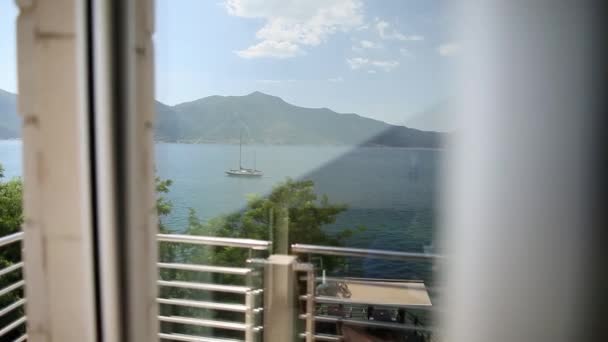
[184,178,355,268]
[0,163,24,340]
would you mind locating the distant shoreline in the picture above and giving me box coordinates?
[155,140,445,150]
[1,139,444,150]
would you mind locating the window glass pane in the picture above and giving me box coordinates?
[155,1,452,340]
[0,2,26,340]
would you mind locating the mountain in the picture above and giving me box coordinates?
[404,100,454,133]
[157,91,442,147]
[1,89,442,147]
[0,89,20,139]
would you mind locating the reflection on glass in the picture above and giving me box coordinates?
[0,1,25,340]
[155,0,451,340]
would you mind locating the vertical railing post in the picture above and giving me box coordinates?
[263,255,298,341]
[245,291,255,342]
[304,264,316,342]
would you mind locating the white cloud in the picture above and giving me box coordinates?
[376,20,390,38]
[375,20,423,41]
[370,60,399,71]
[256,79,296,84]
[347,57,399,72]
[399,48,412,57]
[438,42,461,57]
[351,39,381,52]
[237,40,302,59]
[346,57,369,70]
[226,0,363,58]
[360,40,378,48]
[328,77,344,82]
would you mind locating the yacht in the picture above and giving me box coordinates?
[226,133,263,177]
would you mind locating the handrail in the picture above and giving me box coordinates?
[314,315,435,333]
[0,280,25,297]
[158,332,243,342]
[313,296,433,309]
[291,244,441,261]
[157,298,248,313]
[158,315,263,332]
[0,298,26,317]
[158,234,271,250]
[158,280,251,294]
[298,276,425,287]
[299,333,342,341]
[0,232,23,248]
[0,262,23,278]
[0,315,26,337]
[158,262,252,275]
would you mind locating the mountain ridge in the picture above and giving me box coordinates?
[0,89,20,139]
[156,91,442,147]
[0,89,442,147]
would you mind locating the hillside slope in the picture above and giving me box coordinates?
[1,89,442,147]
[158,91,441,147]
[0,90,20,139]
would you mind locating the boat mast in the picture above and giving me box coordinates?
[239,131,243,169]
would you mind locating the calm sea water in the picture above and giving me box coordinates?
[1,140,441,280]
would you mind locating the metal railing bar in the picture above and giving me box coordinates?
[0,232,23,248]
[314,315,435,333]
[298,276,443,294]
[299,333,343,341]
[14,334,27,342]
[158,280,251,294]
[157,298,247,312]
[0,315,26,337]
[157,234,271,250]
[315,334,343,342]
[291,244,440,261]
[313,296,433,309]
[158,262,252,275]
[0,280,24,297]
[158,332,243,342]
[0,262,23,278]
[298,276,426,287]
[158,315,248,332]
[0,298,26,317]
[245,258,268,265]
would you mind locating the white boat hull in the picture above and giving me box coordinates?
[226,169,263,177]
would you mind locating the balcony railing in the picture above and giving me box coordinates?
[291,243,437,342]
[157,234,270,342]
[0,232,437,342]
[0,231,27,342]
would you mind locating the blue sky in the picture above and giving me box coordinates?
[0,1,17,95]
[1,0,456,130]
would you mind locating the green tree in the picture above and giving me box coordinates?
[157,176,178,265]
[0,164,25,340]
[185,178,355,269]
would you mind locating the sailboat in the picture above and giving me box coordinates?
[226,133,263,177]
